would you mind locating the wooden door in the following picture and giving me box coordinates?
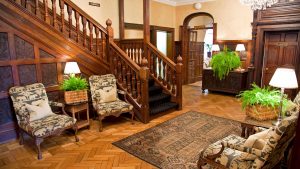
[262,31,299,97]
[188,30,204,83]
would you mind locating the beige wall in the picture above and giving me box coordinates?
[150,1,176,28]
[71,0,120,38]
[69,0,253,41]
[175,0,253,41]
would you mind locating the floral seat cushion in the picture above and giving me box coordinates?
[201,134,254,169]
[21,114,75,137]
[94,100,133,116]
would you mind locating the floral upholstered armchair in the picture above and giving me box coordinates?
[89,74,134,131]
[9,83,79,160]
[197,110,298,169]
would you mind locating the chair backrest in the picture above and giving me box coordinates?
[9,83,48,125]
[255,113,298,169]
[89,74,118,106]
[294,91,300,106]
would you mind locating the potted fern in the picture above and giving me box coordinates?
[238,84,288,121]
[210,48,241,80]
[61,76,89,104]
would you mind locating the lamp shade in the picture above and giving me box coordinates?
[269,68,298,89]
[64,62,81,74]
[211,44,220,51]
[236,44,246,51]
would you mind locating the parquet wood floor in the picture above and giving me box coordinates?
[0,85,246,169]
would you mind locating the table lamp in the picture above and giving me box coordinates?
[269,67,298,125]
[64,62,81,77]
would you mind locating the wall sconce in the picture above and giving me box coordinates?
[64,62,81,77]
[235,44,246,60]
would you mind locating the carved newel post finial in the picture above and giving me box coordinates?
[141,57,148,67]
[177,55,183,65]
[106,19,114,41]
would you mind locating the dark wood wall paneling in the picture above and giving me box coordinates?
[249,1,300,168]
[0,27,86,143]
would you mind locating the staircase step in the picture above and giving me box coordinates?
[149,85,163,96]
[149,93,171,106]
[149,78,155,86]
[150,102,178,115]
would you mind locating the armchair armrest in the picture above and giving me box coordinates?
[221,141,262,157]
[48,101,68,116]
[117,89,128,102]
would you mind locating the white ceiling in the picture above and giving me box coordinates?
[153,0,216,6]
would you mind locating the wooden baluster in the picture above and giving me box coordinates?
[113,52,118,76]
[52,0,58,29]
[35,0,41,18]
[59,0,65,33]
[163,62,167,86]
[172,69,176,95]
[44,0,50,24]
[153,54,157,78]
[25,0,32,11]
[132,70,136,98]
[89,22,94,51]
[167,65,171,90]
[127,65,131,93]
[15,0,21,5]
[67,5,72,38]
[101,32,106,60]
[95,28,99,55]
[82,17,87,47]
[159,58,163,81]
[75,11,79,42]
[136,73,141,103]
[149,53,153,74]
[122,61,127,88]
[117,58,122,83]
[128,49,132,60]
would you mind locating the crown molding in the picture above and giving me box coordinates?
[153,0,216,6]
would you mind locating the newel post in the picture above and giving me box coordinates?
[106,19,114,65]
[140,57,150,123]
[176,55,183,110]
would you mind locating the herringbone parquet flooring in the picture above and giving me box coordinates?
[0,85,246,169]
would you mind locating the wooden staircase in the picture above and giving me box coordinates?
[0,0,182,126]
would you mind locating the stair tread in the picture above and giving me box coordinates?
[149,93,171,103]
[149,85,163,95]
[150,102,178,115]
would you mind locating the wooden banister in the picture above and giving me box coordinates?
[147,42,176,69]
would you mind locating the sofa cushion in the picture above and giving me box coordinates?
[95,100,133,116]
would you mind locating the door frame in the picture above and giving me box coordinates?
[253,24,300,93]
[181,12,216,84]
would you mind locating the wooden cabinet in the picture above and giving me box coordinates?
[202,69,249,94]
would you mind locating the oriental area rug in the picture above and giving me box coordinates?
[113,111,242,169]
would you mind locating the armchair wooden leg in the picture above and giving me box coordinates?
[35,137,44,160]
[19,129,24,145]
[130,111,134,124]
[73,124,79,142]
[99,116,103,132]
[197,156,207,169]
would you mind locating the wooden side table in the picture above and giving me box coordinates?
[65,102,90,130]
[241,117,273,138]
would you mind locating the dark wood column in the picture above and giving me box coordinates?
[143,0,150,42]
[119,0,124,40]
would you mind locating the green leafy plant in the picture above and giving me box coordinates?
[238,84,288,109]
[61,76,88,91]
[210,48,241,80]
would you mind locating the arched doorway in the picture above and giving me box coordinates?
[181,12,216,84]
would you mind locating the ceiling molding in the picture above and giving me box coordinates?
[153,0,216,6]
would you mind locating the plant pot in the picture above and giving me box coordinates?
[64,90,88,104]
[245,104,278,121]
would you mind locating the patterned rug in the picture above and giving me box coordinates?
[113,111,242,169]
